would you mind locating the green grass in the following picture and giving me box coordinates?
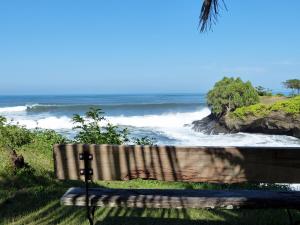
[231,95,300,119]
[1,175,299,225]
[259,96,287,105]
[1,125,300,225]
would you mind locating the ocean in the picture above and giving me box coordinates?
[0,94,299,147]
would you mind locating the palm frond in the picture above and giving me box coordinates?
[199,0,226,32]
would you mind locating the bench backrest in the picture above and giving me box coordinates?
[53,144,300,183]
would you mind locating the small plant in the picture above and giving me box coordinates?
[72,107,155,145]
[133,136,156,145]
[0,115,6,126]
[72,107,129,144]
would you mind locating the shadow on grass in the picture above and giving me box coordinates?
[1,184,299,225]
[92,207,298,225]
[0,171,98,224]
[97,217,233,225]
[0,171,299,225]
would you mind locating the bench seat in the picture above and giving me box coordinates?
[61,187,300,209]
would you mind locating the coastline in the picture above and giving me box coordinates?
[0,94,299,146]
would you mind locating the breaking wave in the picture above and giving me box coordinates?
[0,102,203,114]
[0,105,28,113]
[11,108,210,130]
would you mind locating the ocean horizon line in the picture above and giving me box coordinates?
[0,92,207,97]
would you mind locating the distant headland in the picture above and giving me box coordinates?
[193,77,300,138]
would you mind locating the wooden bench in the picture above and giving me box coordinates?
[54,144,300,225]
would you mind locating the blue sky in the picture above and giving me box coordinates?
[0,0,299,94]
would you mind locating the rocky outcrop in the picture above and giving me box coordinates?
[192,114,230,134]
[193,112,300,138]
[224,111,300,138]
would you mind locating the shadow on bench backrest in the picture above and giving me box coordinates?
[53,144,300,183]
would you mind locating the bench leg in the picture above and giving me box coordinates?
[87,206,96,225]
[287,209,293,225]
[286,209,300,225]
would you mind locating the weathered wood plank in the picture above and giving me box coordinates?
[61,187,300,209]
[53,144,300,183]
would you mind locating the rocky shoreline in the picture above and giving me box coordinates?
[192,112,300,139]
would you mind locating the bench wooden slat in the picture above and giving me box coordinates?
[54,144,300,183]
[61,187,300,209]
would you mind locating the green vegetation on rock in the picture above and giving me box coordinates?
[270,96,300,114]
[207,77,259,117]
[232,96,300,119]
[231,104,270,119]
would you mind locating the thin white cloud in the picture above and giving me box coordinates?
[221,66,267,74]
[272,60,300,66]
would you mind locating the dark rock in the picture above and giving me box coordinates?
[192,114,230,134]
[10,150,25,170]
[224,112,300,139]
[192,112,300,139]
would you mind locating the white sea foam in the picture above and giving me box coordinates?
[107,107,211,128]
[106,108,299,147]
[4,107,300,147]
[11,108,210,130]
[13,116,74,130]
[0,104,45,114]
[159,127,300,147]
[0,106,28,113]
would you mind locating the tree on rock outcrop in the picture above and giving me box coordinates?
[283,79,300,96]
[207,77,259,118]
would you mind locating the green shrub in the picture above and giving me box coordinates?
[32,129,68,146]
[0,119,67,150]
[207,77,259,117]
[270,95,300,114]
[0,115,6,126]
[72,107,156,145]
[232,104,270,119]
[232,96,300,119]
[0,124,33,149]
[72,107,130,144]
[133,136,155,145]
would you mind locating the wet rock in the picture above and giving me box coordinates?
[192,112,300,139]
[192,114,229,134]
